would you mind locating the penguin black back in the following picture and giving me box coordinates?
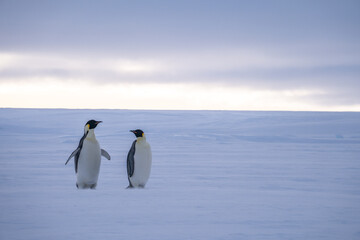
[127,129,144,178]
[74,132,88,173]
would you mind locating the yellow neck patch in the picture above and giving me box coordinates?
[84,124,90,134]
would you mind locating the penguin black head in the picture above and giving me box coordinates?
[85,120,102,130]
[130,129,144,138]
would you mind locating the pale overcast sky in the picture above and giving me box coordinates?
[0,0,359,110]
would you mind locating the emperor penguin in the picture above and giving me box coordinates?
[127,129,152,188]
[65,120,111,189]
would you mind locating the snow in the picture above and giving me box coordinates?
[0,108,360,240]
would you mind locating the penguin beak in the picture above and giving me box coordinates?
[130,130,138,135]
[95,121,102,125]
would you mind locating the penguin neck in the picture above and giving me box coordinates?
[86,129,97,142]
[137,136,146,143]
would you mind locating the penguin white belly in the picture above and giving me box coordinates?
[130,142,152,187]
[77,139,101,188]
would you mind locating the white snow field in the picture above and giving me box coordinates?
[0,108,359,240]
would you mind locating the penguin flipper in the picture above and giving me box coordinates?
[65,148,80,165]
[127,140,136,177]
[101,149,111,160]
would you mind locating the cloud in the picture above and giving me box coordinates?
[1,47,359,88]
[0,52,163,83]
[1,47,359,111]
[1,0,359,55]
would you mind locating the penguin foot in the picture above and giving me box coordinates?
[76,183,97,189]
[126,185,134,189]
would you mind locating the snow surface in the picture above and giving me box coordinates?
[0,108,360,240]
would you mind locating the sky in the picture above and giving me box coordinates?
[0,0,359,111]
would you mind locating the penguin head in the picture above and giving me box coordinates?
[130,129,144,138]
[84,120,102,133]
